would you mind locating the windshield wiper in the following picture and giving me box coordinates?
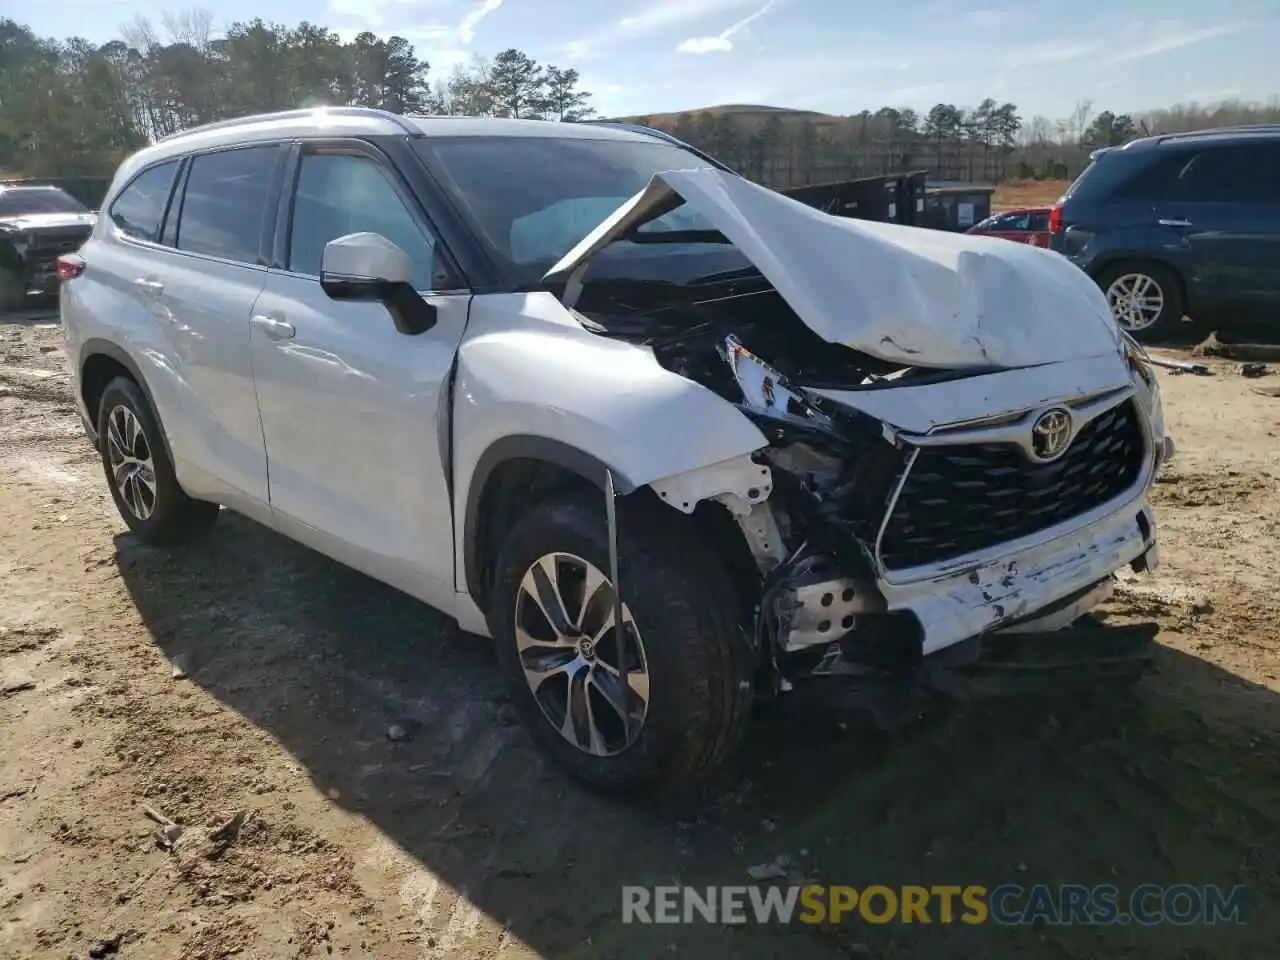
[622,228,730,245]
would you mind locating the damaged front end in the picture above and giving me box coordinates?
[651,327,1166,720]
[543,167,1170,718]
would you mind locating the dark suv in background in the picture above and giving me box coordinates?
[1050,125,1280,341]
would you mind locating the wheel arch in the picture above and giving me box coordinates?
[79,339,176,465]
[461,436,762,618]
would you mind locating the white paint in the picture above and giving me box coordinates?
[545,167,1123,370]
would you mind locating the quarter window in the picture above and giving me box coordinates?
[288,153,449,291]
[175,146,281,263]
[108,161,179,243]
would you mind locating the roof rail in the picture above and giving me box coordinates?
[157,106,417,143]
[581,120,738,173]
[1156,123,1280,144]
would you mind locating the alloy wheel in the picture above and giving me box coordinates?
[105,404,157,521]
[1105,273,1165,332]
[514,552,650,757]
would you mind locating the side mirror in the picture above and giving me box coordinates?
[319,232,438,335]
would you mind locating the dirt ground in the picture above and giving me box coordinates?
[1,304,1278,960]
[991,179,1072,211]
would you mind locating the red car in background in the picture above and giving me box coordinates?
[966,207,1053,248]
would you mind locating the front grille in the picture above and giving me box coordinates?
[877,400,1146,571]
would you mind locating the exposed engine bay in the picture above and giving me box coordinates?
[566,269,1163,708]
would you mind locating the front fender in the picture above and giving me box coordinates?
[452,291,768,594]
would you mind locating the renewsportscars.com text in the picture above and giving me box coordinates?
[622,884,1248,926]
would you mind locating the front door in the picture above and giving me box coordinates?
[249,143,472,607]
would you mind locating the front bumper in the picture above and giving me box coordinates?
[882,499,1158,656]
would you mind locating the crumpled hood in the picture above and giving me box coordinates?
[0,212,97,232]
[543,168,1122,370]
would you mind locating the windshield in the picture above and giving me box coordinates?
[0,188,89,216]
[413,135,750,286]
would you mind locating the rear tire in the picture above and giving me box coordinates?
[96,376,220,546]
[489,494,753,798]
[1095,261,1185,343]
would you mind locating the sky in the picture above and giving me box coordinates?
[18,0,1280,121]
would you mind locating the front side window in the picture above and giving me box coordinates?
[287,152,448,291]
[175,146,280,263]
[108,162,180,243]
[1181,145,1271,204]
[413,135,739,285]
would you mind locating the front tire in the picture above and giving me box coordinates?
[1096,261,1185,342]
[0,267,25,312]
[489,494,753,797]
[96,376,220,546]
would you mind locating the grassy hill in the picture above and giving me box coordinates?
[613,103,835,125]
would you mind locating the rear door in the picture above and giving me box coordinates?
[1172,142,1280,319]
[157,143,287,515]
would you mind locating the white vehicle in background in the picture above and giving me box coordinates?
[58,108,1172,796]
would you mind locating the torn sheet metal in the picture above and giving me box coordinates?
[544,168,1123,371]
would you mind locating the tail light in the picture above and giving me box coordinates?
[1048,205,1064,235]
[56,254,85,282]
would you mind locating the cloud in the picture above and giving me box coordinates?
[326,0,448,31]
[1181,87,1242,102]
[885,82,949,104]
[458,0,504,44]
[965,7,1009,30]
[566,0,755,59]
[677,0,776,54]
[1004,39,1099,68]
[327,0,504,47]
[1109,21,1243,64]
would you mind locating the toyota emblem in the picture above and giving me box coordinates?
[1031,408,1073,462]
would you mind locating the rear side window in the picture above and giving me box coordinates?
[1028,211,1050,231]
[108,161,180,243]
[1114,151,1194,201]
[175,146,281,264]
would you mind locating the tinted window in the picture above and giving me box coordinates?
[1028,211,1050,231]
[413,135,733,285]
[1181,144,1280,203]
[1251,144,1280,203]
[1181,148,1239,203]
[109,162,179,243]
[176,146,280,263]
[1115,151,1195,201]
[0,188,89,216]
[288,153,451,291]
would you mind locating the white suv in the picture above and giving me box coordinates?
[59,108,1171,796]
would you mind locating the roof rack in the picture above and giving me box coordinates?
[157,106,418,143]
[1156,123,1280,144]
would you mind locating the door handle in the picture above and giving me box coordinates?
[133,277,163,296]
[251,314,296,341]
[1158,218,1193,228]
